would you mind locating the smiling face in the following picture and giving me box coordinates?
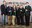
[20,5,23,8]
[17,4,19,8]
[8,4,13,7]
[8,4,11,7]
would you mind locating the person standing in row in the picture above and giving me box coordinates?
[19,5,25,25]
[25,2,31,26]
[1,1,7,25]
[12,5,16,25]
[16,5,20,25]
[7,4,13,25]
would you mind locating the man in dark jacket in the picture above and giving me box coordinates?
[7,4,13,25]
[1,1,7,25]
[25,2,31,26]
[16,5,20,25]
[19,5,25,25]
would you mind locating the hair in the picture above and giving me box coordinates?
[3,1,6,3]
[17,4,19,6]
[26,2,29,4]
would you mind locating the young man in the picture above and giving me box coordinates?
[25,2,31,26]
[12,5,16,25]
[16,5,20,25]
[7,4,13,25]
[1,1,7,25]
[19,5,25,25]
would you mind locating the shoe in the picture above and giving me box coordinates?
[22,25,25,28]
[17,24,20,25]
[21,24,24,25]
[26,25,29,26]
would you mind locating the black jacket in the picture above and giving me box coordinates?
[1,4,7,15]
[16,8,20,16]
[7,6,13,16]
[25,5,31,16]
[12,8,16,16]
[19,8,25,16]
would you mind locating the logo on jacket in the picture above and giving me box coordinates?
[9,10,11,12]
[20,10,22,11]
[26,9,28,11]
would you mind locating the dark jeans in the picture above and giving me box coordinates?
[20,16,24,25]
[16,15,20,25]
[25,15,30,26]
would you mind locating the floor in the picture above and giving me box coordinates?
[0,23,32,28]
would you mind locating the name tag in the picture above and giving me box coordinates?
[20,10,22,11]
[9,10,11,12]
[26,9,28,11]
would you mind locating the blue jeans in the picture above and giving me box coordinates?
[2,14,6,25]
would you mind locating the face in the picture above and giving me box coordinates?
[26,3,29,6]
[20,5,23,8]
[8,4,10,7]
[17,6,19,8]
[11,4,13,7]
[8,4,13,7]
[26,4,29,6]
[13,4,15,7]
[4,2,6,5]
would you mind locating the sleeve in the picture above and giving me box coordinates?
[6,7,8,13]
[7,7,9,13]
[1,5,2,11]
[25,6,26,9]
[1,5,4,12]
[23,8,25,15]
[28,6,31,11]
[1,5,3,12]
[29,6,31,11]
